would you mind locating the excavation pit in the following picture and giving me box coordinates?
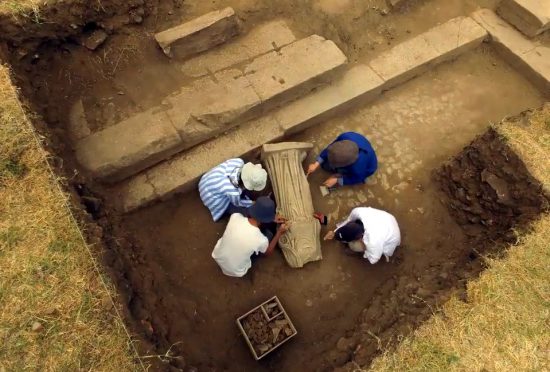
[2,0,549,371]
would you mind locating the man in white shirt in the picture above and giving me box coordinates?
[324,207,401,264]
[212,197,289,277]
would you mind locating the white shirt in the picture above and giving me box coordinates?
[212,214,269,277]
[336,207,401,264]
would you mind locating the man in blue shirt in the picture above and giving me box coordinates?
[307,132,378,187]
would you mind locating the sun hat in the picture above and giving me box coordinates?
[327,140,359,168]
[241,162,267,191]
[335,221,364,243]
[248,197,276,223]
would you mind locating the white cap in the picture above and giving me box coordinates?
[241,162,267,191]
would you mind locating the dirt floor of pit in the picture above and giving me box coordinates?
[114,47,544,371]
[3,0,548,371]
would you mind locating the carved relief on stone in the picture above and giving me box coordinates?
[261,142,322,268]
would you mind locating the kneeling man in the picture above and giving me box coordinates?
[324,207,400,264]
[212,197,288,277]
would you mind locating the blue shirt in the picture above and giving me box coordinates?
[318,132,378,186]
[198,158,254,221]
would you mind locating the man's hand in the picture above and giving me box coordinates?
[306,162,320,176]
[324,230,335,241]
[278,222,290,234]
[323,176,339,188]
[275,214,287,224]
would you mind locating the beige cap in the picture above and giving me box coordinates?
[241,162,267,191]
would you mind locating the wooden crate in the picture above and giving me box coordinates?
[236,296,298,360]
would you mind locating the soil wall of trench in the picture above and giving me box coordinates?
[1,1,548,370]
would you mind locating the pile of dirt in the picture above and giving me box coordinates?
[435,128,549,248]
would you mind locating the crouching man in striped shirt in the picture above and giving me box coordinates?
[199,158,268,222]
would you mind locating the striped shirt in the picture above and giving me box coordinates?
[199,158,254,221]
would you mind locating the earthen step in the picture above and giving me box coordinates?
[116,15,489,213]
[497,0,550,38]
[75,35,347,183]
[472,9,550,96]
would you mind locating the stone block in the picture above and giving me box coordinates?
[164,70,261,148]
[181,20,297,78]
[369,16,487,88]
[118,116,284,212]
[244,35,348,108]
[275,64,385,135]
[154,7,239,59]
[75,109,181,182]
[422,16,488,62]
[368,33,439,88]
[472,9,534,54]
[497,0,550,37]
[472,9,550,96]
[117,173,157,213]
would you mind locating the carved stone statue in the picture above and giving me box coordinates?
[261,142,322,268]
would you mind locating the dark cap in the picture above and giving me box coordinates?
[335,222,364,243]
[327,140,359,168]
[248,196,276,223]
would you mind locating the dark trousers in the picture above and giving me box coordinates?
[225,204,250,218]
[260,222,277,242]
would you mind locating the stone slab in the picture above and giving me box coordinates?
[118,116,285,212]
[422,16,488,63]
[154,7,239,58]
[75,109,181,182]
[275,64,385,135]
[181,20,297,78]
[497,0,550,37]
[244,35,348,107]
[369,16,487,88]
[472,9,550,96]
[164,69,262,147]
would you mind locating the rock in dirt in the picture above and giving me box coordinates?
[31,321,43,332]
[481,169,511,204]
[81,30,108,51]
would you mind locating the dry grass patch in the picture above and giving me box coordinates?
[370,104,550,372]
[499,103,550,189]
[0,0,41,18]
[0,64,141,371]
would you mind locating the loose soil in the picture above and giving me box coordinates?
[1,0,548,371]
[436,128,549,248]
